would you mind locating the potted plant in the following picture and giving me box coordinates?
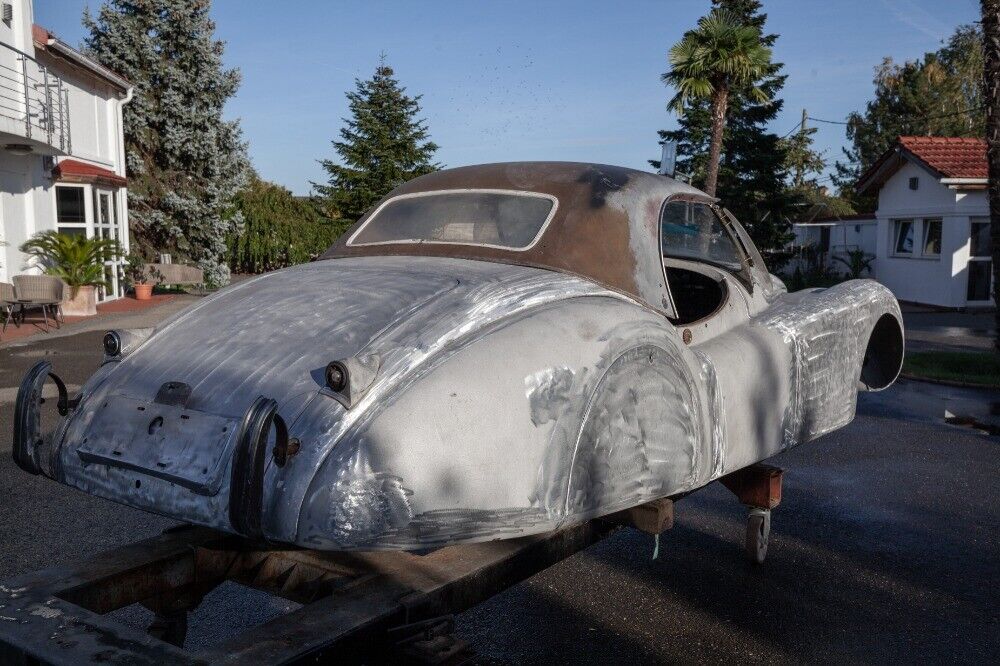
[123,253,164,300]
[20,231,121,316]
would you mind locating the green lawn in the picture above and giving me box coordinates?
[903,351,1000,389]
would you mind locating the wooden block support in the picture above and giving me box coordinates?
[720,463,783,510]
[605,498,674,535]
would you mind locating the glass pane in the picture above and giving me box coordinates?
[55,186,85,224]
[661,201,742,270]
[967,260,992,301]
[57,226,86,237]
[894,220,913,254]
[99,193,112,227]
[970,219,991,258]
[922,219,941,255]
[350,192,555,249]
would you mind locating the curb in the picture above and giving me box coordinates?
[899,372,1000,391]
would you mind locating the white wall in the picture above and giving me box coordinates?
[874,160,990,307]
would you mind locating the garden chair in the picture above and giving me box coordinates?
[1,281,17,337]
[12,274,64,332]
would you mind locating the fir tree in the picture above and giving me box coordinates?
[84,0,249,286]
[652,0,793,255]
[314,61,439,222]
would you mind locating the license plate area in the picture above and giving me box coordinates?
[76,395,237,496]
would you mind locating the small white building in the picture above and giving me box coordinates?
[0,0,133,300]
[790,213,878,275]
[857,136,992,309]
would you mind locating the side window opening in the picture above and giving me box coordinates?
[661,199,751,324]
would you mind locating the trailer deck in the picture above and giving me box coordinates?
[0,466,781,664]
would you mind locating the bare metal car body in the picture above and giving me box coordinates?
[13,162,904,550]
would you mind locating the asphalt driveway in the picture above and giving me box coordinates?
[0,328,997,664]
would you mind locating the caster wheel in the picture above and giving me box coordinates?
[745,508,770,564]
[148,610,188,647]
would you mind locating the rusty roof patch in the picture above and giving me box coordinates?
[322,162,711,315]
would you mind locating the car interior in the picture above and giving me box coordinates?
[664,262,729,325]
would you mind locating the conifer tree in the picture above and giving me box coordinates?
[833,24,985,211]
[84,0,249,286]
[652,0,793,256]
[314,61,439,223]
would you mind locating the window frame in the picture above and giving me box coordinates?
[920,218,942,258]
[54,184,88,232]
[890,219,915,257]
[345,188,560,252]
[658,195,754,294]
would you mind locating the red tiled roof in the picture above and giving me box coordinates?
[898,136,987,179]
[52,159,127,187]
[31,24,51,45]
[856,135,988,194]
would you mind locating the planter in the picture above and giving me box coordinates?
[133,284,154,301]
[61,285,97,317]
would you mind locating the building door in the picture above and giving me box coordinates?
[94,188,122,300]
[967,217,993,304]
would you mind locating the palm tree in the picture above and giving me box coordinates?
[982,0,1000,350]
[663,9,772,197]
[20,231,121,297]
[833,248,875,279]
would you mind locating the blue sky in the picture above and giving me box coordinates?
[36,0,981,195]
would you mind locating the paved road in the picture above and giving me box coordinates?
[0,329,997,663]
[901,308,996,352]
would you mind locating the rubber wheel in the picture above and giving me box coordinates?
[148,610,188,647]
[745,510,770,564]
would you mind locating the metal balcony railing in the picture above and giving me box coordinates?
[0,41,70,153]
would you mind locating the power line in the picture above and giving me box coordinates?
[805,105,985,129]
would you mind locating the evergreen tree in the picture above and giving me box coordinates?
[84,0,249,286]
[228,174,345,274]
[652,0,793,255]
[780,113,856,219]
[314,62,439,223]
[833,24,985,211]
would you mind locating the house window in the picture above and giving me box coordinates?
[55,185,86,232]
[892,219,914,255]
[921,218,942,256]
[970,217,991,258]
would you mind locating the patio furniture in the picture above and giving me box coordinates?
[148,263,204,287]
[12,274,64,332]
[1,282,17,337]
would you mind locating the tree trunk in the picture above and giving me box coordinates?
[704,86,729,197]
[983,0,1000,350]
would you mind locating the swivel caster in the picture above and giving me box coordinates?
[745,507,771,564]
[148,609,188,647]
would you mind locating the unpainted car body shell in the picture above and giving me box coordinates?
[19,163,904,550]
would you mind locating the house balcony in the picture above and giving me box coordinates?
[0,41,70,157]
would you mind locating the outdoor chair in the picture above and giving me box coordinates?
[12,274,64,332]
[0,281,16,338]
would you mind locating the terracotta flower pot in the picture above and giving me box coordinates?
[61,285,97,317]
[134,283,154,300]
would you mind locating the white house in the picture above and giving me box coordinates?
[857,136,992,309]
[0,0,133,300]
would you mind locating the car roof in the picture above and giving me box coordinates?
[322,161,714,315]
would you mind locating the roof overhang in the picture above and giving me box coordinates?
[52,159,127,188]
[32,25,133,97]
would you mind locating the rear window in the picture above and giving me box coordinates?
[347,190,557,250]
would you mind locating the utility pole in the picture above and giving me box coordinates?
[792,108,808,189]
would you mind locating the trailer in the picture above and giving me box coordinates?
[0,465,782,665]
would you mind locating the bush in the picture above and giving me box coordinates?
[227,177,350,274]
